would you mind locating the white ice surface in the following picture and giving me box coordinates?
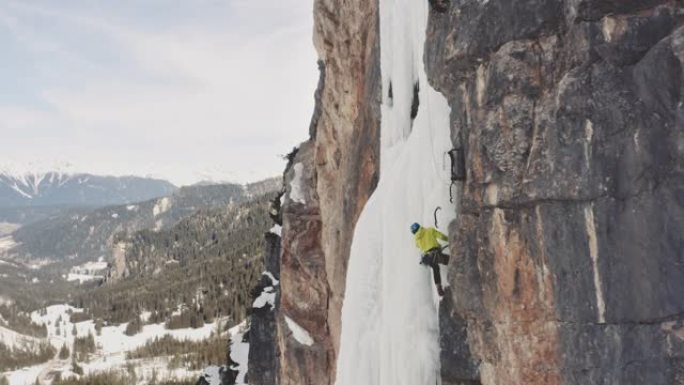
[335,1,455,384]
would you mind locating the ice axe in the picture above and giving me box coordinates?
[433,206,441,228]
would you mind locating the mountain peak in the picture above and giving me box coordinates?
[0,172,177,209]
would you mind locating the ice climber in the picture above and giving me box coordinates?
[410,223,450,296]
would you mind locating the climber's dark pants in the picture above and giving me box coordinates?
[428,0,449,13]
[421,248,450,287]
[431,263,442,287]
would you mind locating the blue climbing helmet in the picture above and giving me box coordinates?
[410,222,421,234]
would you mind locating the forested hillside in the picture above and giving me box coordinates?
[6,182,275,265]
[72,192,276,329]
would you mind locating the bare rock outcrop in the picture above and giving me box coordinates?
[426,1,684,384]
[247,231,281,385]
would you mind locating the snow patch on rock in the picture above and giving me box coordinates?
[263,271,279,286]
[153,197,172,217]
[229,322,249,385]
[289,163,306,204]
[252,287,276,309]
[269,224,282,236]
[284,316,314,346]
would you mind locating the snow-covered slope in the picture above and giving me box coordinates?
[1,304,230,385]
[0,325,42,351]
[335,1,455,384]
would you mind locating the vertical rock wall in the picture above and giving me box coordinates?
[275,0,382,383]
[311,0,381,357]
[264,1,683,384]
[425,1,684,384]
[247,232,281,385]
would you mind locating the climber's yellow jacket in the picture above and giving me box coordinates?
[414,227,448,253]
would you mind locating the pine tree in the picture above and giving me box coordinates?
[94,319,103,336]
[71,360,83,375]
[59,344,70,360]
[124,316,142,336]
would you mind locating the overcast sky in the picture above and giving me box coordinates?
[0,0,318,186]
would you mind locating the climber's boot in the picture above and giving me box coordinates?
[438,252,450,265]
[437,284,445,297]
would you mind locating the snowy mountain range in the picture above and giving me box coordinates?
[0,171,177,209]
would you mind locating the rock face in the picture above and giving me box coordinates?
[269,0,683,384]
[273,0,382,384]
[309,0,381,357]
[425,1,684,384]
[247,232,281,385]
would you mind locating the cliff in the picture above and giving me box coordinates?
[274,0,382,384]
[426,1,684,384]
[258,1,684,385]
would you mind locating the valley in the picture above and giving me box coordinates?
[0,172,280,385]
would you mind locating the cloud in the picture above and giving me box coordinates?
[0,0,318,186]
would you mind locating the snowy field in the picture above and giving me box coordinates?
[64,258,109,283]
[1,304,239,385]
